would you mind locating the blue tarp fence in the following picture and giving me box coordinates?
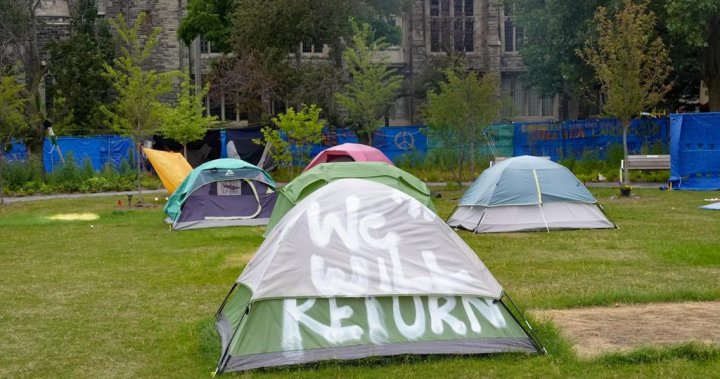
[43,135,134,173]
[424,124,515,160]
[4,141,28,162]
[5,118,671,172]
[372,126,428,162]
[288,126,429,165]
[513,118,669,161]
[669,112,720,190]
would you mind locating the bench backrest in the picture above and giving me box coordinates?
[624,154,670,169]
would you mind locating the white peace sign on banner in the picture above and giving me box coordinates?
[394,131,415,150]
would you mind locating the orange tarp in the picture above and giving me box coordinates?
[143,148,192,194]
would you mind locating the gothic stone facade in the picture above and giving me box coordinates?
[192,0,558,125]
[398,0,557,124]
[101,0,189,73]
[32,0,558,125]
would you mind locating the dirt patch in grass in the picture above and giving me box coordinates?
[534,301,720,357]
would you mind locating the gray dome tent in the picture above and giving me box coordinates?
[214,179,540,373]
[448,156,615,233]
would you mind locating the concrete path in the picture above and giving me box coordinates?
[2,181,666,203]
[425,181,664,189]
[2,189,166,204]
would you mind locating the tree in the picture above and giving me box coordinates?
[231,0,406,65]
[258,104,324,178]
[500,1,600,113]
[334,20,403,146]
[507,0,707,115]
[505,0,605,117]
[161,75,217,157]
[0,0,51,155]
[0,74,29,204]
[178,0,234,52]
[178,1,406,122]
[48,0,114,135]
[665,0,720,111]
[100,13,179,194]
[287,62,344,126]
[206,52,280,121]
[578,0,671,184]
[423,69,501,185]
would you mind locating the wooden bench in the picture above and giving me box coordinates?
[619,154,670,182]
[490,156,551,167]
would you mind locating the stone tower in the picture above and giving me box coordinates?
[101,0,189,73]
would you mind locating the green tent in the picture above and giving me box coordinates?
[215,179,540,373]
[265,162,436,235]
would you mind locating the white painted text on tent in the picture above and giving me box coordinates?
[306,196,476,296]
[282,296,510,351]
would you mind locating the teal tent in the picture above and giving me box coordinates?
[164,159,276,230]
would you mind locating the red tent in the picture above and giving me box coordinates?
[304,143,394,172]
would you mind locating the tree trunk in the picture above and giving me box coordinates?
[136,142,143,196]
[356,129,372,146]
[561,92,570,120]
[454,148,466,186]
[24,4,46,173]
[622,119,630,185]
[469,140,476,182]
[183,143,187,158]
[708,78,720,111]
[705,17,720,111]
[0,154,5,205]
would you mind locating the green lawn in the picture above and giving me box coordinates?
[1,188,719,378]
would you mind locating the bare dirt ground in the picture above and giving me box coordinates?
[533,301,720,357]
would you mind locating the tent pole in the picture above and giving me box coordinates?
[216,284,252,375]
[538,204,550,233]
[472,208,486,234]
[597,203,619,229]
[215,283,238,317]
[258,142,272,170]
[502,292,548,355]
[444,205,458,223]
[532,169,549,232]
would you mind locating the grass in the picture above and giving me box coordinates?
[1,187,719,378]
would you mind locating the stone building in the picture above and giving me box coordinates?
[21,0,559,126]
[189,0,559,125]
[36,0,72,57]
[98,0,189,73]
[4,0,189,111]
[396,0,559,124]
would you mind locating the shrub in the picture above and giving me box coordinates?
[1,158,43,191]
[560,157,576,172]
[101,162,119,180]
[606,143,624,168]
[424,147,455,172]
[81,158,95,180]
[139,173,162,190]
[395,149,425,168]
[83,177,120,192]
[118,158,134,177]
[48,153,82,190]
